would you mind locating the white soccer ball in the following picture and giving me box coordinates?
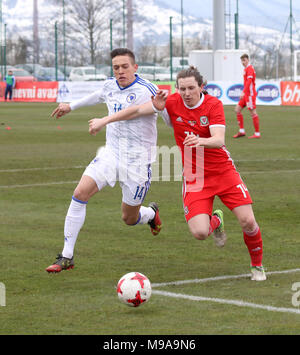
[117,272,152,307]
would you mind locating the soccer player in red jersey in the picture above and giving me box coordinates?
[89,66,266,281]
[234,53,261,139]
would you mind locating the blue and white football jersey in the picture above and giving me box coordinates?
[70,74,158,164]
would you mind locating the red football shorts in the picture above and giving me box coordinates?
[183,168,253,222]
[238,94,256,110]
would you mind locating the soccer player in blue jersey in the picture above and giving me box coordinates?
[46,48,162,273]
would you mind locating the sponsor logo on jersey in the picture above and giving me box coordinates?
[126,93,137,103]
[204,84,223,99]
[176,116,183,122]
[188,120,197,127]
[257,84,279,102]
[226,84,244,102]
[200,116,209,126]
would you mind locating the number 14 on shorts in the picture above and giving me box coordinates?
[134,186,145,200]
[237,183,248,198]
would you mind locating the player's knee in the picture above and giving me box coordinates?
[73,187,89,203]
[193,232,208,240]
[239,215,257,231]
[189,227,209,241]
[122,213,138,226]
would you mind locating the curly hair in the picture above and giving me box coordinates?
[176,66,207,93]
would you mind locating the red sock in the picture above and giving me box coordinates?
[243,225,263,267]
[252,114,260,133]
[208,215,220,235]
[237,113,244,130]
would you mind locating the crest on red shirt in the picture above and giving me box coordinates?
[200,116,209,126]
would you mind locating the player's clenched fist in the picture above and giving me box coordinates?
[88,117,108,136]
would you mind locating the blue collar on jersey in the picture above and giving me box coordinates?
[116,74,139,90]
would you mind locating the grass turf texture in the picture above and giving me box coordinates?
[1,102,300,335]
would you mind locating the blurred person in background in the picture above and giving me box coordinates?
[233,54,261,139]
[4,70,16,101]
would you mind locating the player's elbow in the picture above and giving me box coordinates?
[218,139,225,148]
[214,136,225,148]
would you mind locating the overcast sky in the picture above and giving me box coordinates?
[160,0,300,31]
[2,0,300,33]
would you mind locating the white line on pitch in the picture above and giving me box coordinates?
[151,268,300,288]
[1,167,299,189]
[242,169,300,174]
[0,166,85,173]
[151,290,300,315]
[235,158,300,162]
[0,157,300,173]
[0,181,79,189]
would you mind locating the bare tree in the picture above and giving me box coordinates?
[136,45,156,63]
[6,36,30,65]
[51,0,118,65]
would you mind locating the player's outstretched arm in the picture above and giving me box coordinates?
[88,90,168,136]
[52,90,104,119]
[88,104,152,136]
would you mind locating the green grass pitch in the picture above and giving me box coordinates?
[1,102,300,335]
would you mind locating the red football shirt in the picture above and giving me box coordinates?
[163,93,236,178]
[243,64,256,96]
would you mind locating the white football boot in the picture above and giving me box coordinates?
[250,265,267,281]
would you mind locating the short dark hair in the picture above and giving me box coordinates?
[176,66,206,88]
[110,48,136,63]
[240,53,249,60]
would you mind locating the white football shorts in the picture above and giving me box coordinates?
[83,146,152,206]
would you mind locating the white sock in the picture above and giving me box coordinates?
[62,197,87,259]
[136,206,155,225]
